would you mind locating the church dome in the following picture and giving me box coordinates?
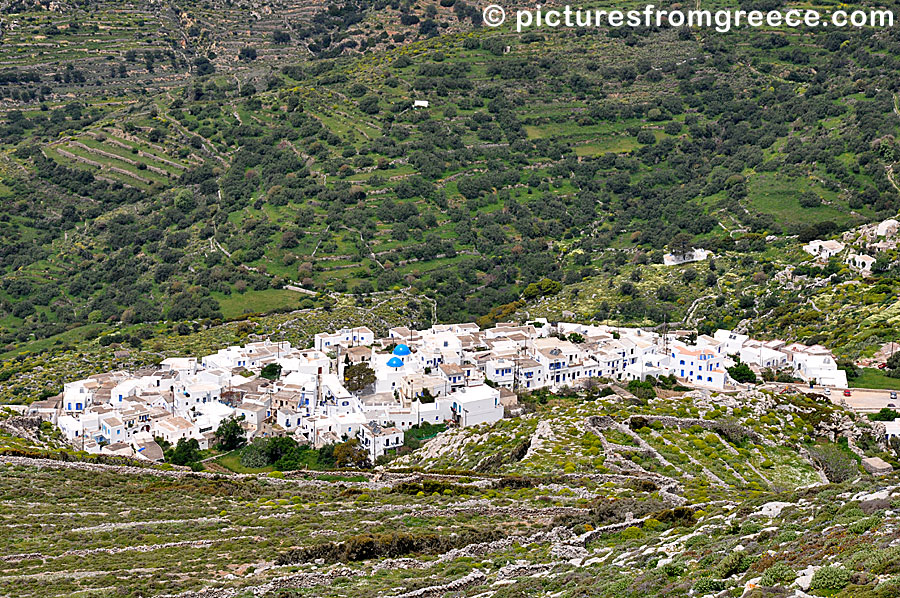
[392,344,411,356]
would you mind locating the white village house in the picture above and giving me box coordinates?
[663,248,711,267]
[357,421,404,461]
[877,218,899,238]
[846,253,877,273]
[802,239,845,259]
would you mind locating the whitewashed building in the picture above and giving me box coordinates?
[448,385,503,427]
[802,239,845,259]
[877,219,899,238]
[663,248,711,266]
[314,327,374,352]
[357,421,404,461]
[846,253,876,273]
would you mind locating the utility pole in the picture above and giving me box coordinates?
[513,345,520,392]
[662,319,669,356]
[335,343,345,398]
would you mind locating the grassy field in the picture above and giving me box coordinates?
[745,173,857,227]
[214,449,274,474]
[212,289,310,319]
[851,369,900,390]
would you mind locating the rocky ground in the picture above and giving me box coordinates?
[0,387,897,597]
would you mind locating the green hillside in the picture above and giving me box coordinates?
[1,0,899,359]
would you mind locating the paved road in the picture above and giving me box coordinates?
[762,383,898,413]
[829,388,898,413]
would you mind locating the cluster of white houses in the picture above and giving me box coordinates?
[666,218,897,274]
[804,217,899,273]
[30,320,849,462]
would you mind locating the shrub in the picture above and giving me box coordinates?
[275,529,502,565]
[808,444,858,483]
[653,506,696,526]
[214,416,246,451]
[693,578,725,593]
[167,438,201,467]
[716,551,756,577]
[495,476,537,489]
[760,561,796,586]
[395,480,475,496]
[727,362,757,383]
[626,478,658,493]
[643,518,662,531]
[809,566,850,592]
[636,130,656,144]
[662,562,684,577]
[848,515,881,534]
[713,419,755,444]
[627,379,656,400]
[870,408,900,421]
[260,363,282,380]
[240,444,269,468]
[865,546,900,574]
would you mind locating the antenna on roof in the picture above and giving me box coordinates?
[663,312,669,356]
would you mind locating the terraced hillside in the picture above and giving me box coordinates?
[0,0,333,104]
[0,384,897,598]
[395,388,868,502]
[0,0,477,108]
[4,3,900,598]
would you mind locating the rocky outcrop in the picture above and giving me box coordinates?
[818,411,877,454]
[625,414,767,445]
[0,416,42,444]
[522,419,554,461]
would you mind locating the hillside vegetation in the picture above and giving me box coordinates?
[1,0,899,362]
